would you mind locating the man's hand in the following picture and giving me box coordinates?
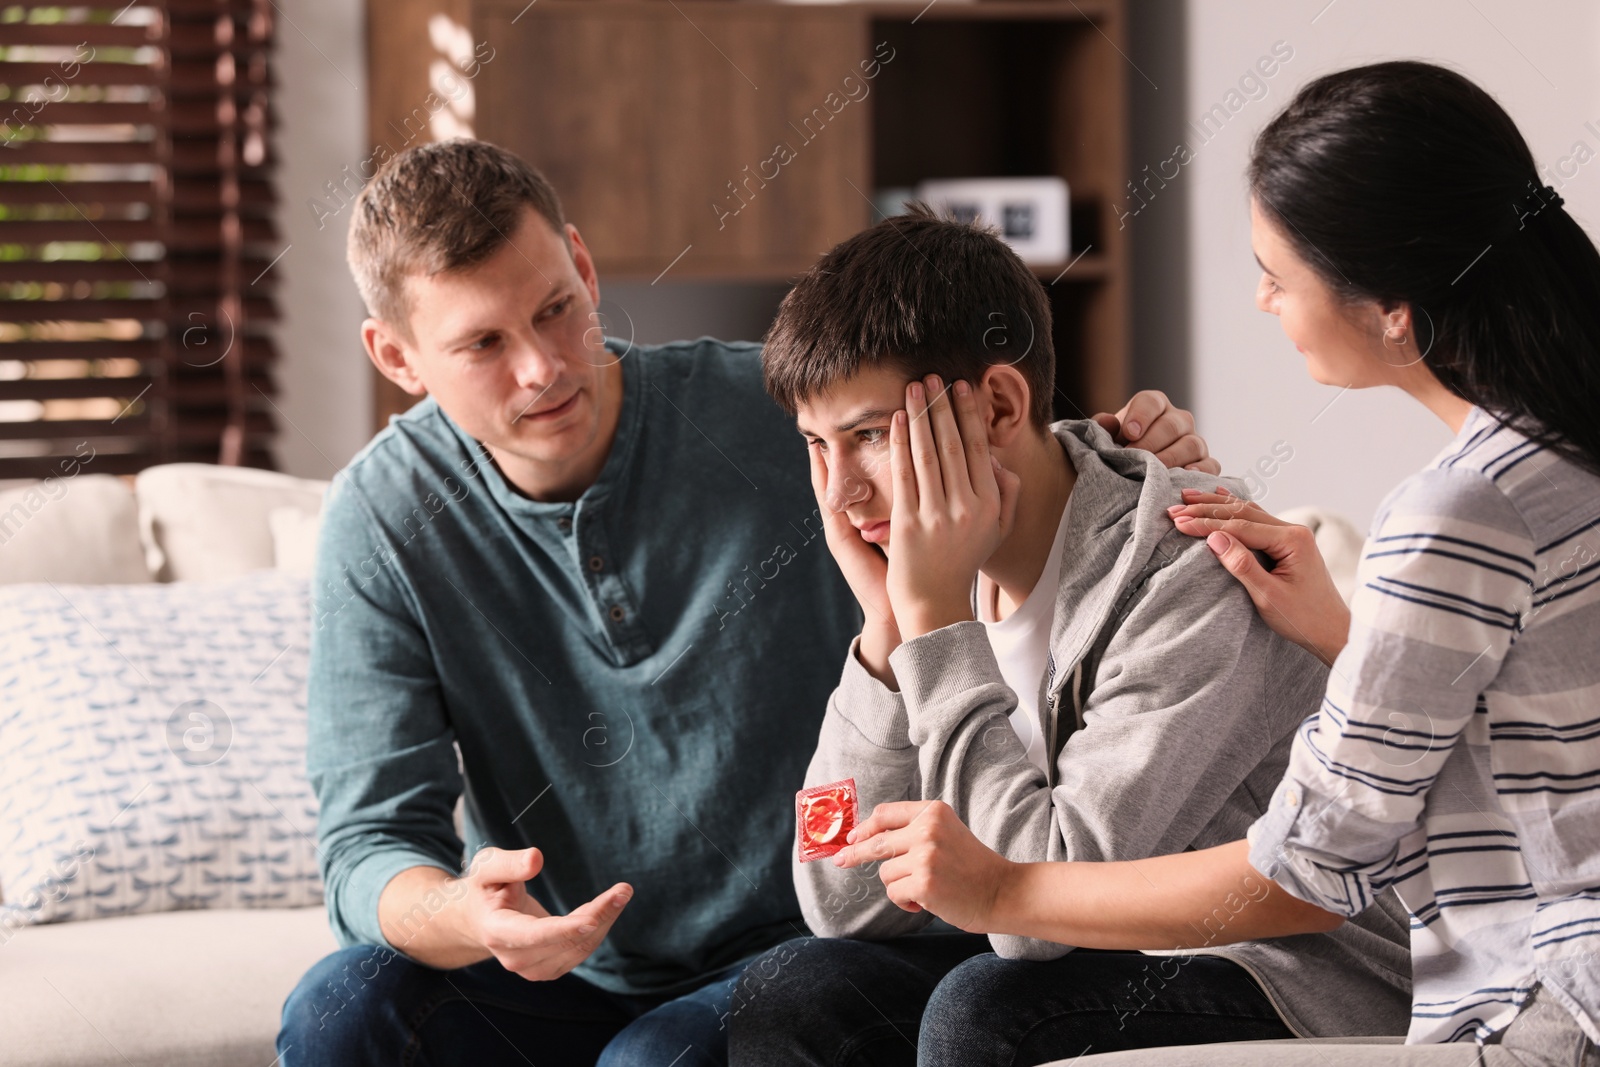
[886,375,1020,641]
[1168,488,1350,666]
[808,437,902,686]
[378,847,632,980]
[832,800,1014,933]
[1093,390,1220,475]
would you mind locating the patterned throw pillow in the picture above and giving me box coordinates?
[0,571,323,932]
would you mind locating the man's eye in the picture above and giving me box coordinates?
[806,437,826,453]
[468,334,500,352]
[542,298,571,320]
[858,428,887,446]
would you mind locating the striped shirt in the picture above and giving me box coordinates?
[1249,405,1600,1046]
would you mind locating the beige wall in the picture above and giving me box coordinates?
[271,0,1600,523]
[1155,0,1600,527]
[271,0,372,478]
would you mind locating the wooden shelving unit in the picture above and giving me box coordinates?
[368,0,1130,428]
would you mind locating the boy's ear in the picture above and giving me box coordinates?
[977,363,1033,448]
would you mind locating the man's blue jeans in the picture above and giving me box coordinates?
[277,944,747,1066]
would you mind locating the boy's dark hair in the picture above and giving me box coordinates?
[763,202,1055,427]
[348,139,568,336]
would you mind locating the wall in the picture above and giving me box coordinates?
[597,282,791,350]
[1131,0,1600,527]
[268,0,796,476]
[274,0,1600,513]
[271,0,372,478]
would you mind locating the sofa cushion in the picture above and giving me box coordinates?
[134,463,328,581]
[0,570,322,926]
[268,504,324,579]
[0,474,152,586]
[1278,505,1365,604]
[0,906,337,1067]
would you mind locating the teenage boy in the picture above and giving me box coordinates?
[726,205,1413,1066]
[274,141,1213,1067]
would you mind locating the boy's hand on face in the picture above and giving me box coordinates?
[833,800,1014,933]
[809,441,902,685]
[887,375,1020,641]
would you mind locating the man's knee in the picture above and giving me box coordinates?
[278,944,409,1058]
[598,1001,726,1067]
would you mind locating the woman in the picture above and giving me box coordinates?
[833,61,1600,1065]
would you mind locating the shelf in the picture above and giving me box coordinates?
[480,0,1115,20]
[594,257,825,285]
[1029,252,1108,283]
[369,0,1130,426]
[858,1,1114,22]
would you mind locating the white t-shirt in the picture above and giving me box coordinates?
[976,499,1072,774]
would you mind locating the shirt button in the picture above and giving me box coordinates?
[588,555,604,572]
[557,517,571,533]
[1283,789,1300,808]
[609,605,625,622]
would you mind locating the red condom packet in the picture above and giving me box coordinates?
[796,778,858,863]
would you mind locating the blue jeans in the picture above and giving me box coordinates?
[725,934,1293,1067]
[919,948,1294,1066]
[277,944,748,1067]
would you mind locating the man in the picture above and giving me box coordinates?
[726,206,1413,1066]
[275,140,1214,1067]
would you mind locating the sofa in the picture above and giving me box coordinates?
[0,464,336,1067]
[0,462,1368,1067]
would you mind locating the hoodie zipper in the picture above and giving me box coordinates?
[1045,661,1084,790]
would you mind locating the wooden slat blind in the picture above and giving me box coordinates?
[0,1,279,480]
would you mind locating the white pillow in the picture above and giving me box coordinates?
[0,571,323,927]
[134,464,329,582]
[268,505,323,578]
[0,474,152,585]
[1279,505,1366,605]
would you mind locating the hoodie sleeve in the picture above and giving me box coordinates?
[793,635,934,940]
[889,536,1326,959]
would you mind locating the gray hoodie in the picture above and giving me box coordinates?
[795,419,1413,1039]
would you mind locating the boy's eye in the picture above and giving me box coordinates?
[858,427,888,446]
[806,437,826,453]
[468,333,500,352]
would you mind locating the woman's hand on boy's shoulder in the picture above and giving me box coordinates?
[1093,390,1221,475]
[1168,488,1350,667]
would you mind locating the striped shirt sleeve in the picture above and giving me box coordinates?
[1249,465,1536,914]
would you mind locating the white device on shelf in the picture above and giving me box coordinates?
[914,176,1070,265]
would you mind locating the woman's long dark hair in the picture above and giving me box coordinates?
[1250,60,1600,475]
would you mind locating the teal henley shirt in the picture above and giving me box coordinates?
[306,337,860,996]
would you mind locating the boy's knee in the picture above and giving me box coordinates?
[925,954,1012,1028]
[722,938,848,1034]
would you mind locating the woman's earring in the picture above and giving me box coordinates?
[1384,325,1409,347]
